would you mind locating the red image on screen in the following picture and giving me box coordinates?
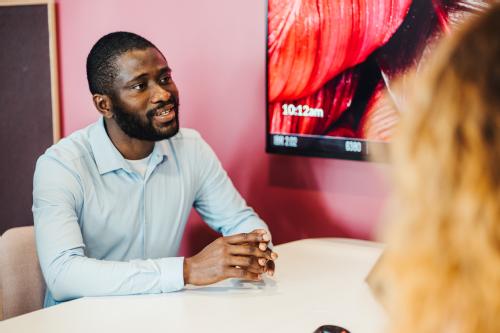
[267,0,491,159]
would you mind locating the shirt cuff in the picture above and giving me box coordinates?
[157,257,185,292]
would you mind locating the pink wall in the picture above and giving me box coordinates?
[55,0,390,256]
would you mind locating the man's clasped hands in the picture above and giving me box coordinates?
[183,229,278,286]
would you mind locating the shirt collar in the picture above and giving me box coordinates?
[89,117,169,175]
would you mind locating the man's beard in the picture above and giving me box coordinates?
[111,97,180,141]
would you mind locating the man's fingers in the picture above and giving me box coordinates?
[245,258,267,274]
[228,255,252,268]
[245,263,266,274]
[270,250,278,260]
[226,267,261,281]
[230,244,273,259]
[186,233,274,286]
[229,257,267,274]
[250,229,267,235]
[224,231,270,245]
[257,248,278,261]
[266,260,276,277]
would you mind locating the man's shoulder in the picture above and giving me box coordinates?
[40,123,95,166]
[168,128,207,148]
[167,128,217,160]
[172,128,203,141]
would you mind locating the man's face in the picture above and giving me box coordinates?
[109,47,180,141]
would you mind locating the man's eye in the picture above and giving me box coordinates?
[132,83,146,90]
[160,76,172,85]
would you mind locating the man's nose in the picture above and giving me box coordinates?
[151,83,171,104]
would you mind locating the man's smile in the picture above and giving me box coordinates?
[149,102,177,124]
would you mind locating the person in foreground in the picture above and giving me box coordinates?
[32,32,277,307]
[374,4,500,333]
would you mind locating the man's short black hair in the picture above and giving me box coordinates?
[86,31,160,95]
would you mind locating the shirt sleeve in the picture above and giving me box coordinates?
[33,155,185,303]
[192,136,273,242]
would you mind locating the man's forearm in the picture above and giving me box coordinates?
[43,249,185,301]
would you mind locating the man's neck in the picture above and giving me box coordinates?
[103,118,154,160]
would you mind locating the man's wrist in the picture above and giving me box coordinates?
[183,257,191,285]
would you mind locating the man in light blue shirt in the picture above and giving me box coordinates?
[33,32,277,307]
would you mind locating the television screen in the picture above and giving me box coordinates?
[266,0,491,161]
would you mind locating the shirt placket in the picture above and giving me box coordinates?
[142,152,166,258]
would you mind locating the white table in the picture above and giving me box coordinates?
[0,238,385,332]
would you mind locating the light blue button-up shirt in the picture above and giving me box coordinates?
[32,117,269,307]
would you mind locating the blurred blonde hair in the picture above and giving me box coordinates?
[376,4,500,333]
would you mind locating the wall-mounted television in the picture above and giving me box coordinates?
[266,0,491,161]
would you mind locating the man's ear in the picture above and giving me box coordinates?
[92,94,113,118]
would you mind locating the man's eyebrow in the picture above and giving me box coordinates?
[128,73,148,83]
[158,66,172,75]
[127,67,172,84]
